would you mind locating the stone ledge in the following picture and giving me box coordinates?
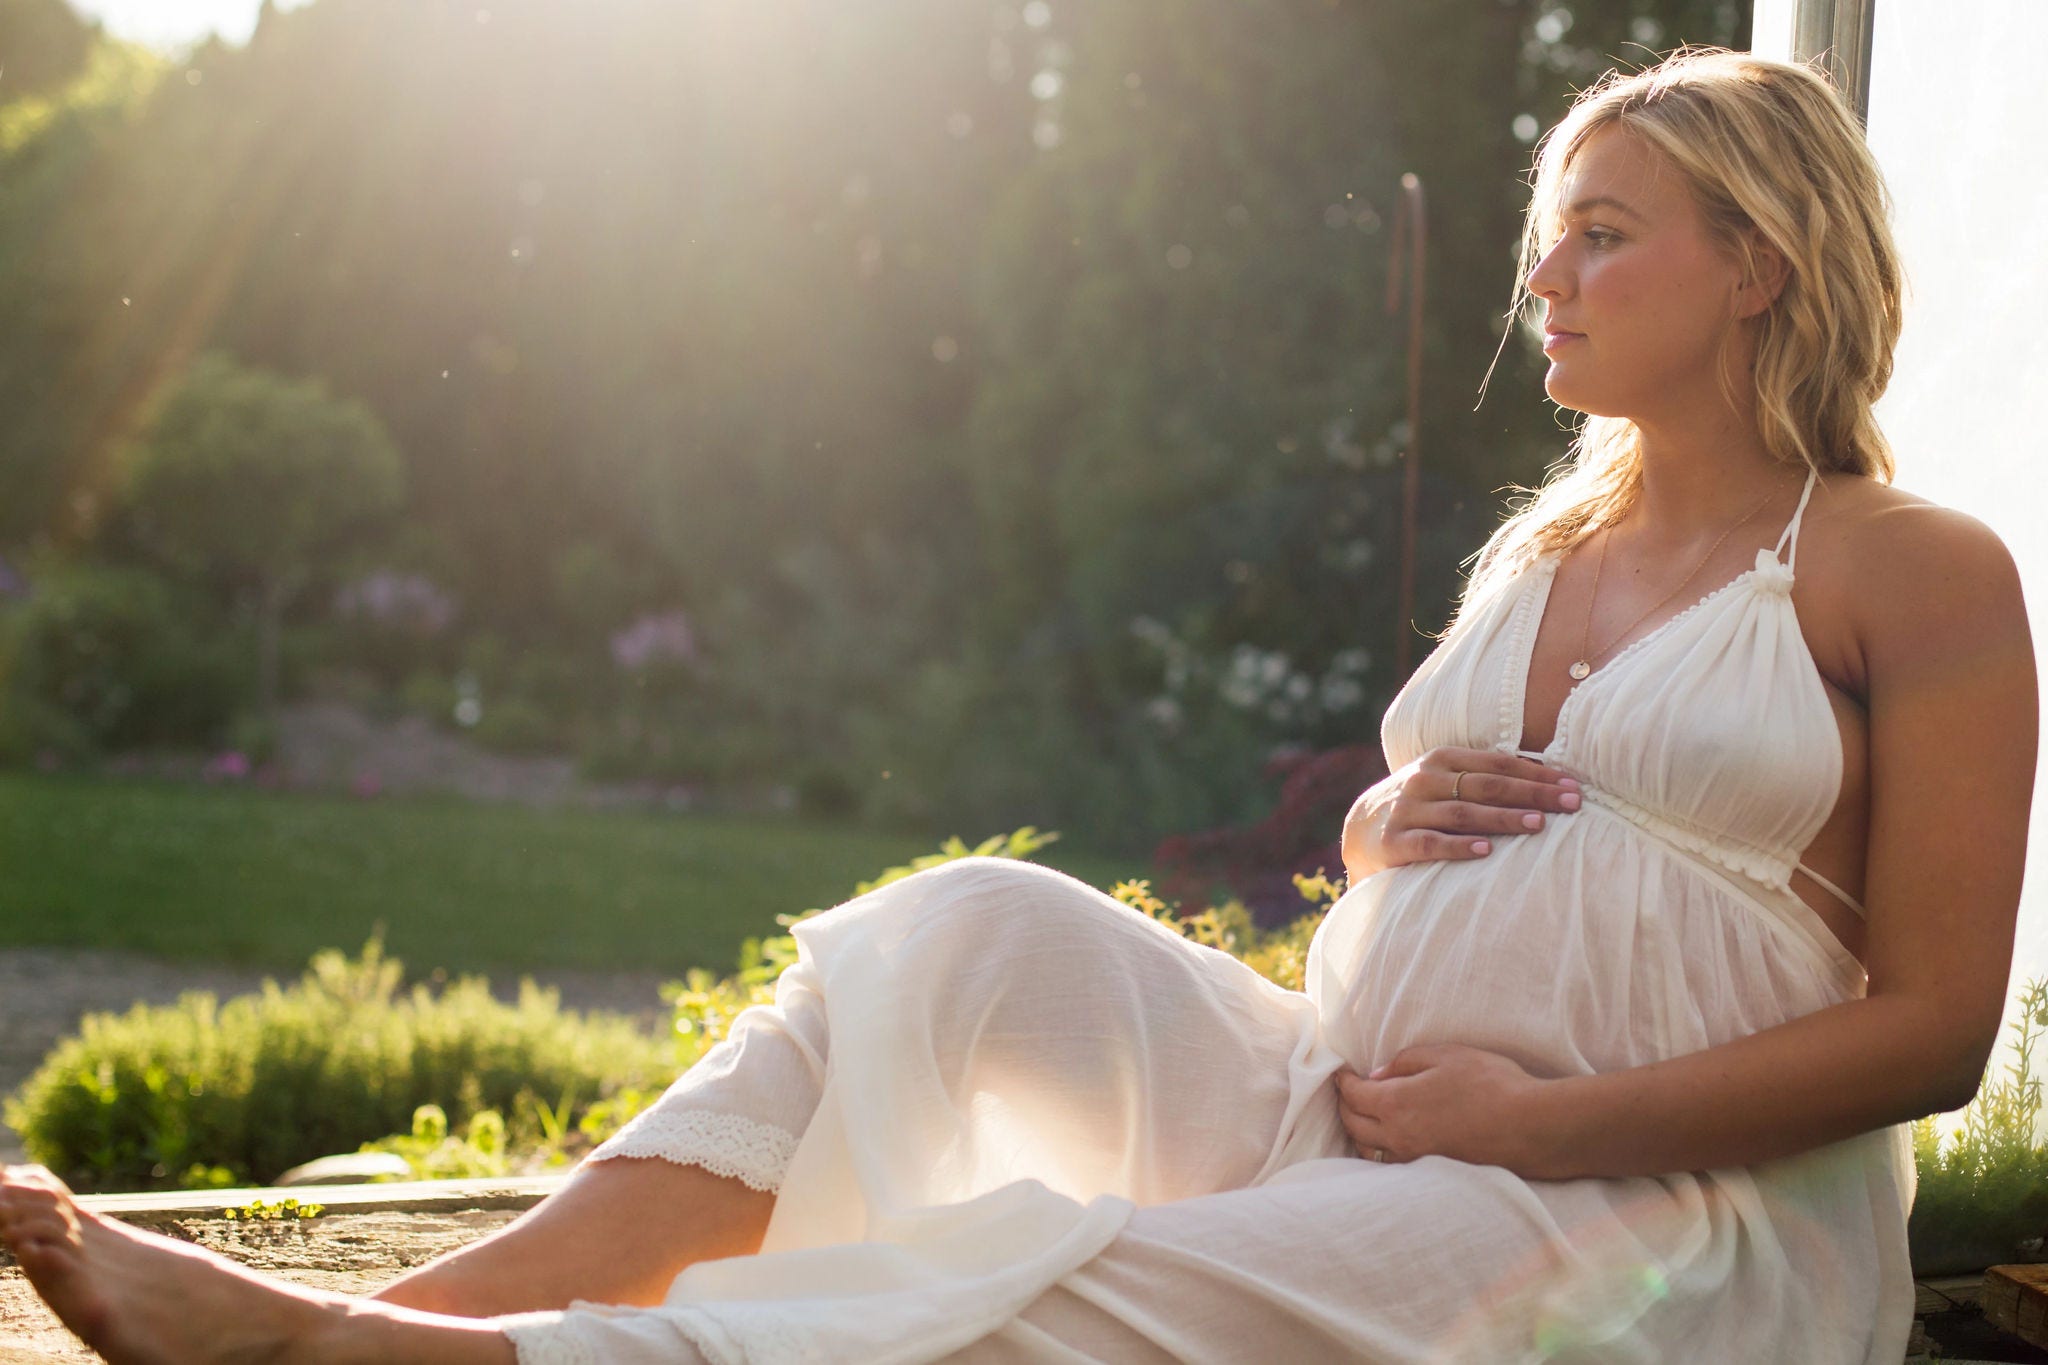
[75,1174,566,1227]
[1,1178,565,1362]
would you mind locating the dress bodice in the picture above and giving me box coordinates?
[1380,468,1854,908]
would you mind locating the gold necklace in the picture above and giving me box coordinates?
[1567,483,1785,682]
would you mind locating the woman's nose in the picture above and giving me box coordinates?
[1525,241,1569,299]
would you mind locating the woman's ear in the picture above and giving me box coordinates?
[1734,230,1790,319]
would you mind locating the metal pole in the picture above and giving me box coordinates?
[1751,0,1876,123]
[1385,173,1426,682]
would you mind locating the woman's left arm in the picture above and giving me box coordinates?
[1343,507,2039,1180]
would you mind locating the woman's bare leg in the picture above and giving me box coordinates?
[0,1164,517,1365]
[374,1155,775,1315]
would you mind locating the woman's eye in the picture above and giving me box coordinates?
[1582,228,1621,248]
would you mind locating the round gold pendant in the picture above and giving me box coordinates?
[1567,660,1592,681]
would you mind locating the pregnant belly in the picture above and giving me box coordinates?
[1309,822,1673,1080]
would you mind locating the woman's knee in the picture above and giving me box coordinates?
[884,856,1153,958]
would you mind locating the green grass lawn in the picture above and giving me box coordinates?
[0,773,1138,978]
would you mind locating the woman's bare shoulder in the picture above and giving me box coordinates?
[1802,473,2029,688]
[1812,473,2016,578]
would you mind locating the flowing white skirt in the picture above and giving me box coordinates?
[498,854,1913,1364]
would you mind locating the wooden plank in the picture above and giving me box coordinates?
[1983,1263,2048,1349]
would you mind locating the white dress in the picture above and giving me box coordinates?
[500,467,1916,1364]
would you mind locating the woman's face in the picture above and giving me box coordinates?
[1524,126,1757,422]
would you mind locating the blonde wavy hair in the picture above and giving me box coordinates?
[1457,46,1903,615]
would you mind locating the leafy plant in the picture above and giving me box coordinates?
[359,1103,514,1181]
[1908,976,2048,1274]
[4,937,673,1191]
[222,1196,323,1222]
[1109,871,1334,993]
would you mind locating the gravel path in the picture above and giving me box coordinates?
[0,948,673,1167]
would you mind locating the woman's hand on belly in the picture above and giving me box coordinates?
[1342,747,1580,881]
[1333,1043,1560,1177]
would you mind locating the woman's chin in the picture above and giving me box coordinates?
[1540,373,1623,420]
[1542,376,1592,413]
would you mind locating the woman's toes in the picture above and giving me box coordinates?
[0,1188,62,1225]
[7,1211,73,1248]
[1,1189,75,1248]
[1,1167,71,1210]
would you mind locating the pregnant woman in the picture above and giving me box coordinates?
[1,45,2034,1365]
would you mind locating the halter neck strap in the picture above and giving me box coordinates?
[1770,467,1821,574]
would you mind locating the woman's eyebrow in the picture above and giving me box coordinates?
[1566,195,1647,222]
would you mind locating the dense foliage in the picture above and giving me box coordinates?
[0,560,241,759]
[0,0,1750,849]
[3,938,672,1191]
[1908,977,2048,1275]
[112,353,405,718]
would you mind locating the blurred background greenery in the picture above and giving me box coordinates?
[0,0,1748,974]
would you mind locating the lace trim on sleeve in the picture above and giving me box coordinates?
[498,1312,602,1365]
[499,1306,741,1365]
[587,1107,800,1194]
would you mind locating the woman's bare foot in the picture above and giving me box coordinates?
[0,1163,347,1364]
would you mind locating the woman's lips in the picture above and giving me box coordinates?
[1542,330,1584,353]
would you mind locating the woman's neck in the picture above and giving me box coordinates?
[1623,407,1797,546]
[1615,327,1801,541]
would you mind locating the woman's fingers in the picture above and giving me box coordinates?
[1417,797,1553,836]
[1335,1085,1407,1163]
[1369,748,1585,868]
[1427,746,1578,795]
[1391,828,1493,861]
[1405,799,1513,838]
[1436,768,1580,813]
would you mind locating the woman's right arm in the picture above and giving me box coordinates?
[1341,746,1580,882]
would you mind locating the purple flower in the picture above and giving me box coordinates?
[203,751,251,781]
[334,571,458,637]
[610,612,698,671]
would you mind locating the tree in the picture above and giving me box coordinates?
[0,0,94,102]
[0,0,1751,841]
[119,353,404,718]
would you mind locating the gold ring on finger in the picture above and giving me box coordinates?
[1449,771,1466,802]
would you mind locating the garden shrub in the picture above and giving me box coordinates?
[3,938,675,1191]
[1152,743,1386,926]
[0,560,242,758]
[358,1102,514,1181]
[1908,976,2048,1274]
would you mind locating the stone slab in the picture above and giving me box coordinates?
[1,1198,533,1361]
